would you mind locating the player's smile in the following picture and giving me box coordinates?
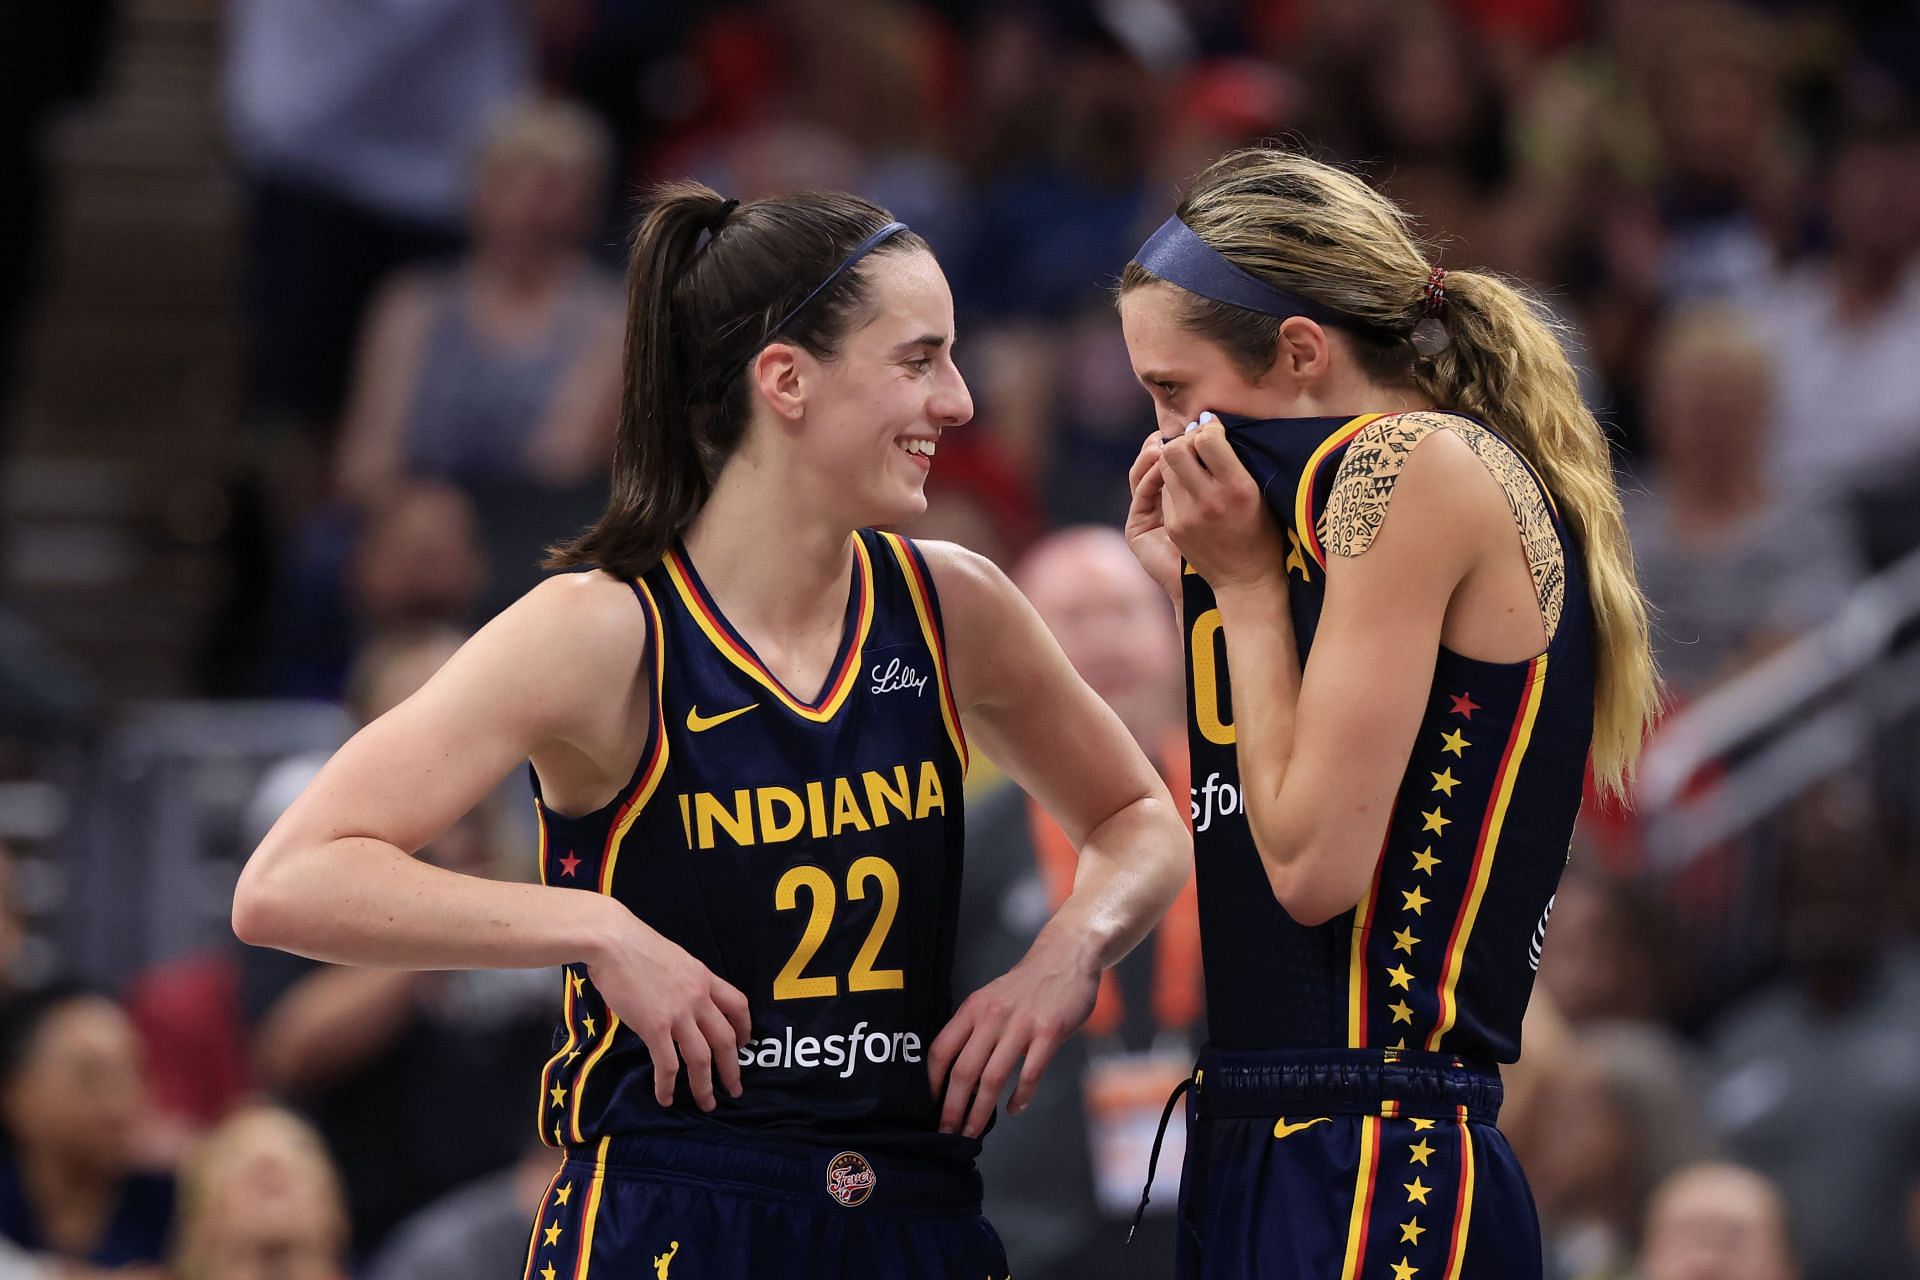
[895,432,938,472]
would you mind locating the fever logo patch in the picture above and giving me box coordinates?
[825,1150,877,1207]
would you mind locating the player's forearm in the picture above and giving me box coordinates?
[233,834,627,971]
[1212,582,1310,871]
[1032,790,1188,976]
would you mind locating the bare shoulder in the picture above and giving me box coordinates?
[506,569,648,642]
[1321,411,1508,559]
[457,570,653,705]
[902,538,1042,710]
[909,537,1015,610]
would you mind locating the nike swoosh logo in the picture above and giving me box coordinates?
[686,703,758,733]
[1272,1116,1333,1140]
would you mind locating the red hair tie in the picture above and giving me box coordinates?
[1422,264,1448,319]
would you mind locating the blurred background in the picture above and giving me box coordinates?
[0,0,1917,1277]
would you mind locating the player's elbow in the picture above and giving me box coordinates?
[231,841,306,949]
[1266,869,1350,927]
[1259,837,1365,927]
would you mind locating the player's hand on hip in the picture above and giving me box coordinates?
[927,931,1100,1139]
[1126,428,1183,603]
[1160,413,1287,595]
[593,912,752,1111]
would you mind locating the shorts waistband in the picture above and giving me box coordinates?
[1193,1046,1503,1126]
[562,1129,983,1215]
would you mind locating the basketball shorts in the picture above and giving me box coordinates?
[521,1128,1009,1280]
[1169,1046,1541,1280]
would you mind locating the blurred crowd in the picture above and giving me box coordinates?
[3,0,1920,1277]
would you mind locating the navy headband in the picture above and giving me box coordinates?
[767,220,910,340]
[1134,215,1362,328]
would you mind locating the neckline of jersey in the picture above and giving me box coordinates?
[663,533,874,716]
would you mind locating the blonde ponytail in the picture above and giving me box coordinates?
[1412,270,1657,796]
[1122,147,1658,796]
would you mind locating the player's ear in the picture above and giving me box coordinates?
[1272,317,1332,386]
[750,342,807,422]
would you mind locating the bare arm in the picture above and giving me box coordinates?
[235,573,642,968]
[921,542,1189,1136]
[232,572,752,1110]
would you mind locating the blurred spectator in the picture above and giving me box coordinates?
[1626,305,1862,700]
[223,0,530,438]
[328,97,622,623]
[268,480,488,700]
[346,484,490,634]
[1705,798,1920,1280]
[956,527,1195,1279]
[172,1106,347,1280]
[1536,869,1676,1025]
[239,629,550,1260]
[1353,3,1515,260]
[958,35,1165,524]
[332,99,621,507]
[362,1143,554,1280]
[1522,1023,1713,1280]
[1643,5,1797,305]
[120,958,247,1164]
[0,988,171,1273]
[241,827,552,1260]
[1751,119,1920,498]
[665,1,970,252]
[0,847,26,1003]
[1636,1162,1799,1280]
[902,435,1044,568]
[127,627,471,1155]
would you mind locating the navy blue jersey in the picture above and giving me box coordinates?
[532,529,972,1160]
[1184,412,1595,1064]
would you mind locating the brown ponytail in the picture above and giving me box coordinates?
[547,181,925,578]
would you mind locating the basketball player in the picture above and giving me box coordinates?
[234,184,1190,1278]
[1116,149,1659,1278]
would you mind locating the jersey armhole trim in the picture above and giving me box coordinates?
[879,531,970,775]
[550,580,668,1146]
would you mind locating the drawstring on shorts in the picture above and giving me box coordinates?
[1127,1072,1194,1244]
